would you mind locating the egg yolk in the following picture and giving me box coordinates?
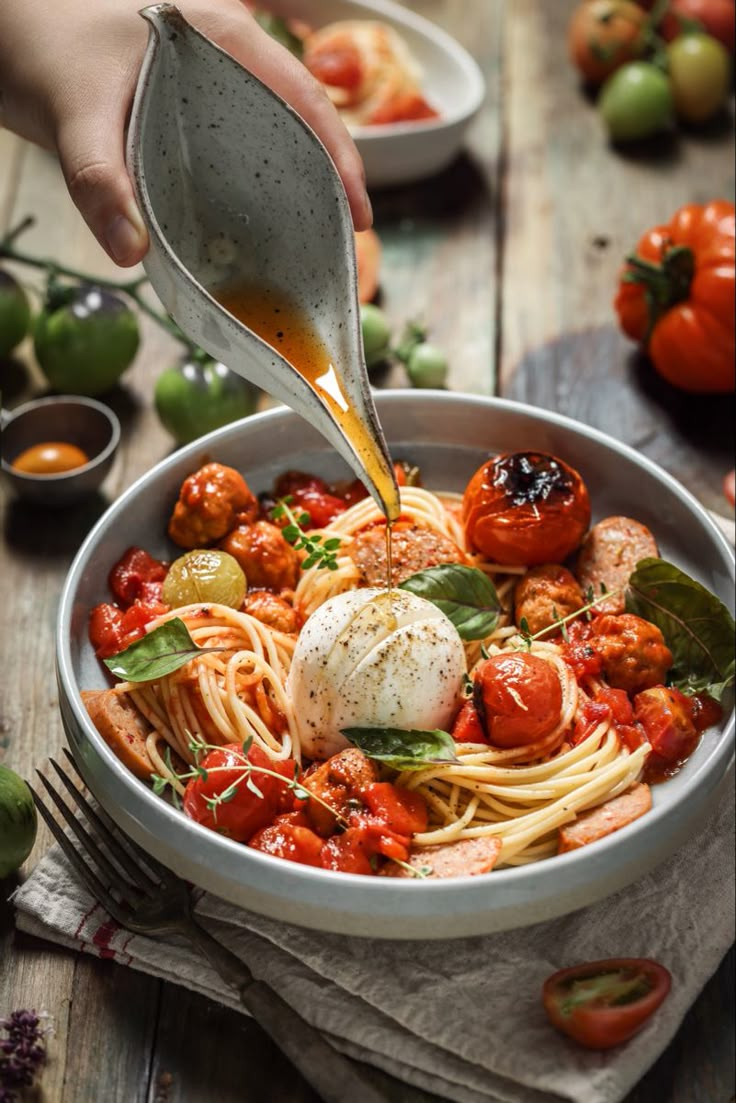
[11,441,90,475]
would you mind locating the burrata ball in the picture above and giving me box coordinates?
[287,588,467,760]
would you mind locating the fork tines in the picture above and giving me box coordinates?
[29,752,169,925]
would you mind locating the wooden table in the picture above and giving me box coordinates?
[1,2,734,1100]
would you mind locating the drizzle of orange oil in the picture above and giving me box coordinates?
[213,281,400,540]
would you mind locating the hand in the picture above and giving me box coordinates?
[0,0,372,266]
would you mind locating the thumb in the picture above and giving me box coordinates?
[56,111,149,267]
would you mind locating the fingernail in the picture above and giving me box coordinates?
[105,207,146,265]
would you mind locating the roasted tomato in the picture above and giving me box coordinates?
[473,652,563,748]
[543,958,672,1049]
[568,1,647,85]
[109,547,168,608]
[248,811,324,867]
[183,743,292,842]
[451,699,489,744]
[272,470,347,530]
[463,452,591,566]
[634,685,699,775]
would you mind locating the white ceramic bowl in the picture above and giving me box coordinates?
[266,0,486,186]
[57,393,735,939]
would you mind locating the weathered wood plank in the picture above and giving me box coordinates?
[500,0,735,513]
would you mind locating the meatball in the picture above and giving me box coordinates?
[576,516,658,615]
[514,564,585,635]
[590,614,672,694]
[349,522,464,587]
[300,748,379,836]
[243,590,300,634]
[168,463,258,549]
[221,520,299,591]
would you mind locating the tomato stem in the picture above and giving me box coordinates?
[0,217,196,351]
[622,244,695,343]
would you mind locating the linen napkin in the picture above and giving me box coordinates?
[13,770,734,1103]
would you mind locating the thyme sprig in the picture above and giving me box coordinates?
[270,497,342,571]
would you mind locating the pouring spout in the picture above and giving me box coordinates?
[128,4,399,519]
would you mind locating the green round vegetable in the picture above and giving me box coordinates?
[0,269,31,359]
[163,549,247,609]
[34,285,140,395]
[599,62,675,141]
[360,304,392,368]
[667,33,731,123]
[155,357,259,444]
[406,342,449,388]
[0,765,37,879]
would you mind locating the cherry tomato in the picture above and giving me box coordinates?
[249,811,324,866]
[599,62,674,141]
[661,0,736,52]
[463,452,591,566]
[183,743,292,842]
[406,343,449,389]
[473,653,563,748]
[634,685,699,767]
[0,269,31,359]
[451,699,489,744]
[361,782,428,836]
[88,602,126,659]
[155,356,258,446]
[361,304,392,368]
[109,547,168,608]
[305,41,363,89]
[543,958,671,1049]
[568,1,647,85]
[320,828,374,874]
[667,32,731,123]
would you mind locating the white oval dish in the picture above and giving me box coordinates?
[265,0,486,186]
[57,392,735,939]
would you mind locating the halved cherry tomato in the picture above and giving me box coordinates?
[463,452,591,566]
[249,811,324,867]
[635,685,699,780]
[272,470,347,529]
[451,699,489,744]
[183,743,292,842]
[88,602,126,659]
[543,958,671,1049]
[473,652,563,748]
[109,546,168,608]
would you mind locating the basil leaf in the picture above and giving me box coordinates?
[104,617,207,683]
[341,727,459,771]
[399,564,501,640]
[626,558,736,701]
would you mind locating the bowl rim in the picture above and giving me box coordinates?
[57,391,735,912]
[0,394,121,483]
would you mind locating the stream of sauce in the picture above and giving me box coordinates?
[213,282,398,590]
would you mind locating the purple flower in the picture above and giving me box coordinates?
[0,1011,48,1103]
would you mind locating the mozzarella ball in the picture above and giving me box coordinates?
[287,588,467,760]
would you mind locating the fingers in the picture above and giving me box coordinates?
[219,23,373,230]
[55,106,149,267]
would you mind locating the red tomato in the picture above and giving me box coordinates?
[571,699,611,745]
[474,653,563,748]
[272,470,347,529]
[463,452,591,566]
[88,602,125,658]
[634,685,699,769]
[543,959,672,1048]
[568,1,647,85]
[109,546,168,608]
[361,782,428,836]
[451,699,489,744]
[249,812,323,867]
[183,743,292,842]
[305,41,364,89]
[320,829,374,874]
[562,621,605,681]
[661,0,736,51]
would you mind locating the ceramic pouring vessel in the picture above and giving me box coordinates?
[126,3,398,517]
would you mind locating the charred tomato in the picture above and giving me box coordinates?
[473,652,563,748]
[463,452,591,566]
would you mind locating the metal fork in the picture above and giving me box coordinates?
[30,752,387,1103]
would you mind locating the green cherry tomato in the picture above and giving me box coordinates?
[155,356,259,444]
[667,33,731,123]
[0,269,31,359]
[360,303,392,368]
[406,342,449,388]
[0,764,37,879]
[34,286,140,395]
[599,62,675,141]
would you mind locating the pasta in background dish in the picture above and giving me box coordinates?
[83,452,731,880]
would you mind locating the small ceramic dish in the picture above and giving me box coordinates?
[56,392,735,939]
[267,0,487,186]
[1,396,120,506]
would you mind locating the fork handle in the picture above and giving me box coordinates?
[182,919,387,1103]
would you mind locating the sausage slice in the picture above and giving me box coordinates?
[381,835,502,878]
[81,689,154,780]
[576,517,658,615]
[558,782,652,853]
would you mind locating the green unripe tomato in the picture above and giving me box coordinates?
[360,303,392,368]
[0,765,37,879]
[599,62,674,141]
[0,270,31,359]
[155,357,259,444]
[34,286,140,395]
[406,343,449,388]
[163,549,247,609]
[667,33,731,123]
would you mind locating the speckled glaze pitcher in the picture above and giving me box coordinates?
[127,3,398,517]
